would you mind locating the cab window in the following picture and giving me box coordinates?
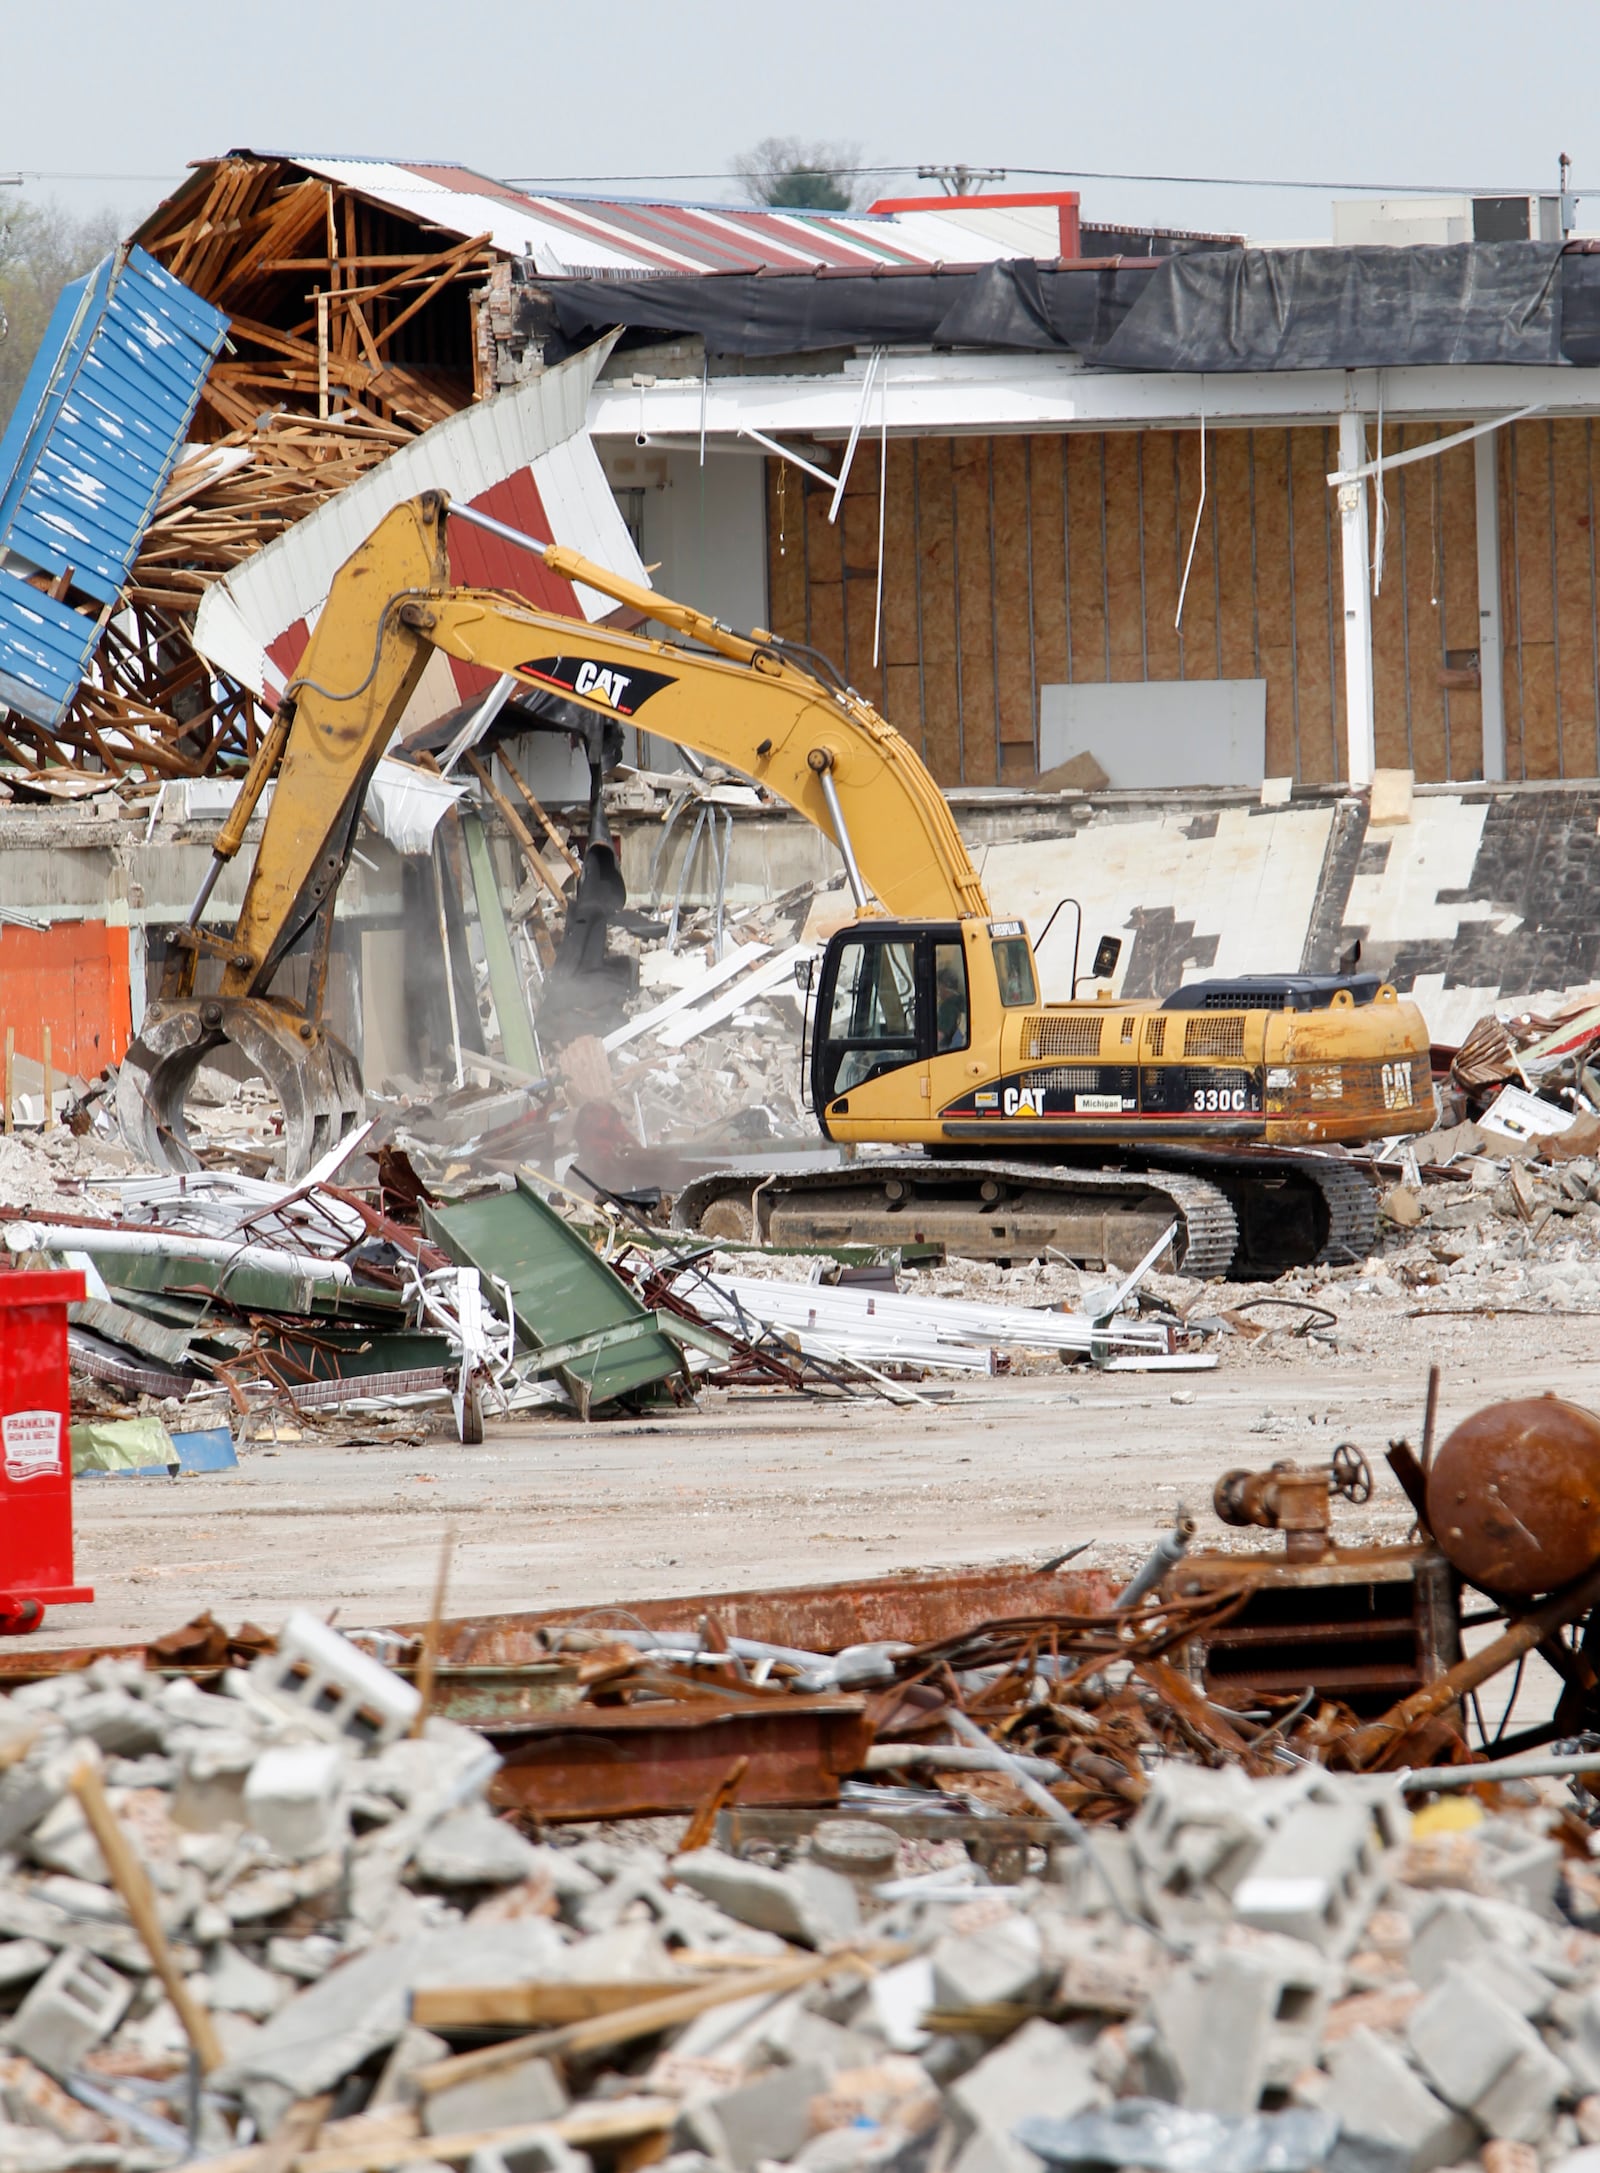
[992,937,1037,1007]
[934,940,969,1053]
[820,937,918,1100]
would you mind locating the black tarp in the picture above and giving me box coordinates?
[1092,243,1564,371]
[531,242,1600,372]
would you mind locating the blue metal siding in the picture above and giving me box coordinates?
[0,247,228,730]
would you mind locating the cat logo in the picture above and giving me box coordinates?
[516,655,676,717]
[573,660,632,709]
[1003,1085,1045,1116]
[1380,1061,1415,1111]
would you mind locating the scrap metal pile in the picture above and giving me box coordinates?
[0,1085,1215,1453]
[5,1413,1600,2170]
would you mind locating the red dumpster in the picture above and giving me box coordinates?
[0,1269,92,1632]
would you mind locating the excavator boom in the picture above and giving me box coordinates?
[118,490,1435,1279]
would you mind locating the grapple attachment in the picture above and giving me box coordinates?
[117,998,364,1182]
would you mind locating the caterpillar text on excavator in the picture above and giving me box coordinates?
[117,490,1435,1279]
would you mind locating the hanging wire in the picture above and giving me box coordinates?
[1174,386,1207,631]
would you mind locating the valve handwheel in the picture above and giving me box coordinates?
[1329,1442,1373,1504]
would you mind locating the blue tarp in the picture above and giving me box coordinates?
[0,246,228,729]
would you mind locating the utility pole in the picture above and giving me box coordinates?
[1560,152,1579,238]
[916,165,1006,198]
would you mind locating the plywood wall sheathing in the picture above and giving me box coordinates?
[764,413,1599,789]
[1248,431,1296,777]
[839,447,883,708]
[951,438,998,782]
[881,441,923,756]
[1065,436,1109,686]
[991,435,1038,776]
[1553,418,1599,779]
[913,439,961,782]
[1290,427,1337,782]
[1101,433,1145,683]
[1507,418,1559,778]
[1439,426,1482,779]
[1027,435,1069,700]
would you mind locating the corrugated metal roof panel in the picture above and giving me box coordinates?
[0,246,227,728]
[272,155,1027,276]
[192,338,644,715]
[0,582,100,727]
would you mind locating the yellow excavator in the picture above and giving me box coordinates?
[119,490,1434,1277]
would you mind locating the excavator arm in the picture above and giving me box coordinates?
[119,491,991,1174]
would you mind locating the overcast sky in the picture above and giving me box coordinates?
[7,0,1599,244]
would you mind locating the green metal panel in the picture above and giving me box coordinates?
[460,809,540,1076]
[90,1249,409,1320]
[423,1178,685,1417]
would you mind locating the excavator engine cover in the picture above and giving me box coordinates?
[118,999,363,1182]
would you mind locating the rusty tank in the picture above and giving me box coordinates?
[1426,1393,1600,1598]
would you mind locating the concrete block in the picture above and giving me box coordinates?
[1409,1964,1566,2139]
[249,1609,419,1750]
[171,1730,257,1833]
[0,1943,52,1992]
[21,1795,104,1883]
[414,1805,540,1887]
[265,1933,343,1982]
[1323,2026,1478,2173]
[205,1943,291,2020]
[244,1742,348,1863]
[1478,1820,1563,1916]
[522,1844,603,1905]
[865,1956,935,2053]
[1476,2035,1570,2144]
[563,1920,678,1983]
[1410,1902,1552,2018]
[931,1915,1048,2012]
[1231,1790,1397,1955]
[759,1996,879,2078]
[683,2059,827,2173]
[61,1689,165,1758]
[1146,1933,1331,2107]
[950,2129,1034,2173]
[1052,1938,1165,2016]
[672,1847,860,1949]
[949,2017,1101,2142]
[1148,1948,1281,2114]
[0,1756,72,1854]
[4,1950,133,2076]
[370,2026,452,2110]
[467,2138,592,2173]
[1130,1765,1267,1921]
[422,2056,568,2138]
[1043,1826,1142,1920]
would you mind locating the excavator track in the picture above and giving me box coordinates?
[673,1151,1377,1280]
[1308,1157,1380,1266]
[673,1158,1241,1278]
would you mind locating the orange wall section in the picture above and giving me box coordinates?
[0,922,132,1078]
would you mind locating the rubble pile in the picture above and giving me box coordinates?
[1,1603,1598,2171]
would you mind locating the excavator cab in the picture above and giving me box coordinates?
[811,922,1032,1124]
[813,927,942,1111]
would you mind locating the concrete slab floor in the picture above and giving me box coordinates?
[34,1311,1600,1703]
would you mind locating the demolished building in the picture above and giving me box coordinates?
[3,159,1600,1169]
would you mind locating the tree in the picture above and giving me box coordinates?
[732,138,865,214]
[0,200,122,433]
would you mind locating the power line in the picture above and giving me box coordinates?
[502,162,1567,198]
[6,171,180,184]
